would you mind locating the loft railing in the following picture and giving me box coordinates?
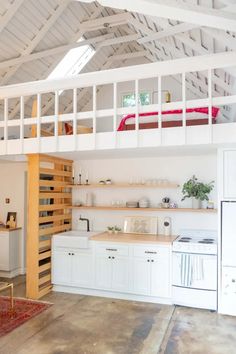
[0,51,236,156]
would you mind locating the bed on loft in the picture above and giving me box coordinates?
[117,107,220,131]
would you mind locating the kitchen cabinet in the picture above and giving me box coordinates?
[52,248,94,288]
[71,250,94,287]
[52,235,172,304]
[52,249,71,285]
[0,228,20,277]
[131,245,171,298]
[95,244,130,292]
[95,254,112,289]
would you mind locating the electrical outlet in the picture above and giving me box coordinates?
[5,198,10,204]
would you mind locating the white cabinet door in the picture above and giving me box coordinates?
[112,255,130,292]
[95,254,112,289]
[52,249,71,285]
[150,247,170,298]
[71,251,94,288]
[223,150,236,199]
[131,257,150,295]
[0,232,10,271]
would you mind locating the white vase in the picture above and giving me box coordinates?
[192,197,201,209]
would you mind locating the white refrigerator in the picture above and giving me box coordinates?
[221,201,236,315]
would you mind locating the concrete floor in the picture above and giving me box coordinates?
[0,276,236,354]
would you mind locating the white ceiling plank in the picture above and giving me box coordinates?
[0,33,114,69]
[138,22,199,44]
[0,0,24,34]
[8,3,104,119]
[96,33,140,49]
[79,0,236,32]
[106,50,149,64]
[0,0,71,86]
[132,16,233,93]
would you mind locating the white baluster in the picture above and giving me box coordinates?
[158,76,162,145]
[20,96,24,153]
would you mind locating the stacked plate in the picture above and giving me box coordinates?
[126,201,139,208]
[139,198,150,208]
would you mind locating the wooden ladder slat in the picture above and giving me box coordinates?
[38,285,52,298]
[38,250,51,261]
[39,204,71,212]
[39,274,51,286]
[39,262,51,273]
[39,224,71,237]
[39,214,71,224]
[39,168,72,177]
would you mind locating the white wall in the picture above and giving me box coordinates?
[72,153,217,235]
[81,75,195,133]
[0,161,27,272]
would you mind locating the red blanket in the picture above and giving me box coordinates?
[117,107,219,131]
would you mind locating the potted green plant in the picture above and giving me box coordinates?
[181,175,214,209]
[107,226,114,234]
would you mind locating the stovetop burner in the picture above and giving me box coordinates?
[198,240,214,244]
[178,237,192,242]
[203,238,214,242]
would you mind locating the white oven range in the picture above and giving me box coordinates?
[172,229,217,310]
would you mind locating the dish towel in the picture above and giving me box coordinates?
[192,255,204,281]
[180,254,192,287]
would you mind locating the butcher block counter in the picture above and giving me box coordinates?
[90,232,177,244]
[0,227,21,233]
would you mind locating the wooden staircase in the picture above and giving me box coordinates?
[26,154,73,299]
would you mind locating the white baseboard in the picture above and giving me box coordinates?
[0,268,21,278]
[53,285,172,305]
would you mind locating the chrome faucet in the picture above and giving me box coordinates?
[79,215,90,232]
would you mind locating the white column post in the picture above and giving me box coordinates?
[182,72,186,143]
[208,69,213,142]
[93,85,97,149]
[158,76,162,145]
[55,91,59,150]
[113,82,117,147]
[37,93,41,152]
[4,98,8,154]
[73,88,77,150]
[135,79,139,147]
[20,96,24,153]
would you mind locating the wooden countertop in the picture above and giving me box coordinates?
[90,232,177,245]
[0,227,21,233]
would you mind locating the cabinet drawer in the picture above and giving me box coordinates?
[96,243,129,256]
[132,245,168,258]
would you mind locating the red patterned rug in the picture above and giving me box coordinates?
[0,296,52,337]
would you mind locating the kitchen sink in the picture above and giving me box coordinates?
[53,231,99,249]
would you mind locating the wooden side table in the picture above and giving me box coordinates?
[0,282,14,313]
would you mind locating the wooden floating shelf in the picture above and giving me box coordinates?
[68,183,180,189]
[69,206,217,213]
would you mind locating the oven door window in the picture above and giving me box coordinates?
[172,252,217,290]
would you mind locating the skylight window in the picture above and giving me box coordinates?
[47,38,95,81]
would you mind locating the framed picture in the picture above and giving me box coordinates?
[6,212,17,229]
[124,216,158,235]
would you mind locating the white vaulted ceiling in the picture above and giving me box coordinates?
[0,0,235,118]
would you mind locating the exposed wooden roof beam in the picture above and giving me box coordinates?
[106,50,149,64]
[0,0,24,34]
[132,19,232,93]
[0,0,71,86]
[0,33,114,69]
[82,0,236,32]
[8,4,104,120]
[138,22,199,44]
[80,12,132,31]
